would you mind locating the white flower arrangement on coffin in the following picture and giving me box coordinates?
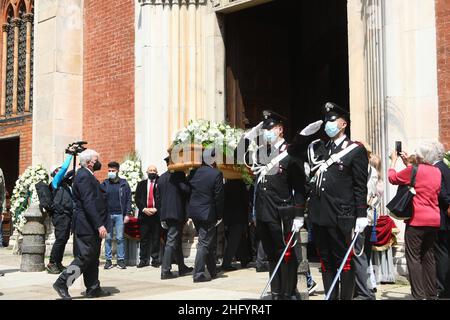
[172,119,253,184]
[10,164,49,234]
[119,152,144,213]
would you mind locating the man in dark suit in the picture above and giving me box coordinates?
[187,151,224,282]
[221,179,251,271]
[307,102,368,300]
[253,110,307,300]
[434,143,450,299]
[135,165,161,268]
[157,157,193,279]
[53,149,111,300]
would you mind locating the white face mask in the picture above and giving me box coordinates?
[108,172,117,180]
[325,121,341,138]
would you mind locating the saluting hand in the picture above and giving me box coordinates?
[98,226,107,239]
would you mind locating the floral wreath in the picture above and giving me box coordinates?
[10,164,49,233]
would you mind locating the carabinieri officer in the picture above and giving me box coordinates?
[307,102,368,300]
[253,110,307,300]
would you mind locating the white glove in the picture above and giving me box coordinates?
[215,219,222,227]
[244,121,264,140]
[291,217,304,233]
[161,221,168,230]
[355,217,369,234]
[300,120,323,136]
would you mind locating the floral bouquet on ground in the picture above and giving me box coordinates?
[10,164,49,234]
[120,152,144,213]
[170,119,253,184]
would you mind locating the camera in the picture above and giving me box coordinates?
[65,141,88,156]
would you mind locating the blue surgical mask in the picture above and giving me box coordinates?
[108,172,117,180]
[264,130,277,144]
[325,121,341,138]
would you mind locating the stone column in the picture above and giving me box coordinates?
[20,203,46,272]
[11,18,20,115]
[23,13,33,113]
[0,23,8,117]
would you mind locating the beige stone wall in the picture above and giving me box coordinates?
[33,0,83,170]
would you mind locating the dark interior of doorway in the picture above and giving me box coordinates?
[0,137,19,198]
[225,0,350,141]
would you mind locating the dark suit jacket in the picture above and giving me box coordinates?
[156,171,190,222]
[135,178,160,221]
[187,165,224,223]
[309,138,368,228]
[436,161,450,230]
[72,167,110,235]
[224,179,250,226]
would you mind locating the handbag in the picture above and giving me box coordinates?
[387,165,418,220]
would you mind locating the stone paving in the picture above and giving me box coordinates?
[0,246,412,300]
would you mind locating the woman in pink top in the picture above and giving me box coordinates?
[388,141,442,300]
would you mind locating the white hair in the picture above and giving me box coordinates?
[415,141,443,165]
[79,149,99,167]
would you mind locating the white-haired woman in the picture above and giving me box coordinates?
[388,141,442,300]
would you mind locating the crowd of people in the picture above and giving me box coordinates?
[1,102,448,301]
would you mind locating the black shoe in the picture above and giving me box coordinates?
[161,271,177,280]
[117,260,127,269]
[178,266,194,276]
[86,287,111,298]
[137,261,149,268]
[221,265,237,271]
[271,293,282,300]
[47,263,62,274]
[193,275,212,283]
[151,261,161,268]
[0,272,4,277]
[56,263,67,272]
[104,260,114,270]
[53,281,71,300]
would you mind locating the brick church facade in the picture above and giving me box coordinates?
[0,0,449,200]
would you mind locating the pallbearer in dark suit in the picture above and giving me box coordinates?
[187,151,224,283]
[253,110,307,300]
[53,149,111,300]
[135,165,162,268]
[307,102,368,300]
[158,157,193,279]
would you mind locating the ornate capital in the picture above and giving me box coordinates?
[2,24,9,33]
[23,13,34,23]
[10,18,21,27]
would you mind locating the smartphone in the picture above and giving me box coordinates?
[395,141,402,155]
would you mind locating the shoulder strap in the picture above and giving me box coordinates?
[410,165,418,187]
[317,142,359,174]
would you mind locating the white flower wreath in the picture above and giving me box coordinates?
[119,156,144,212]
[10,164,49,233]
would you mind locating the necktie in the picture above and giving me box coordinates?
[147,181,154,208]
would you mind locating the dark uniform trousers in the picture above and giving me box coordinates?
[50,213,72,264]
[56,234,102,292]
[313,224,354,300]
[192,220,217,280]
[257,220,298,298]
[161,219,186,273]
[139,217,161,264]
[435,230,450,298]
